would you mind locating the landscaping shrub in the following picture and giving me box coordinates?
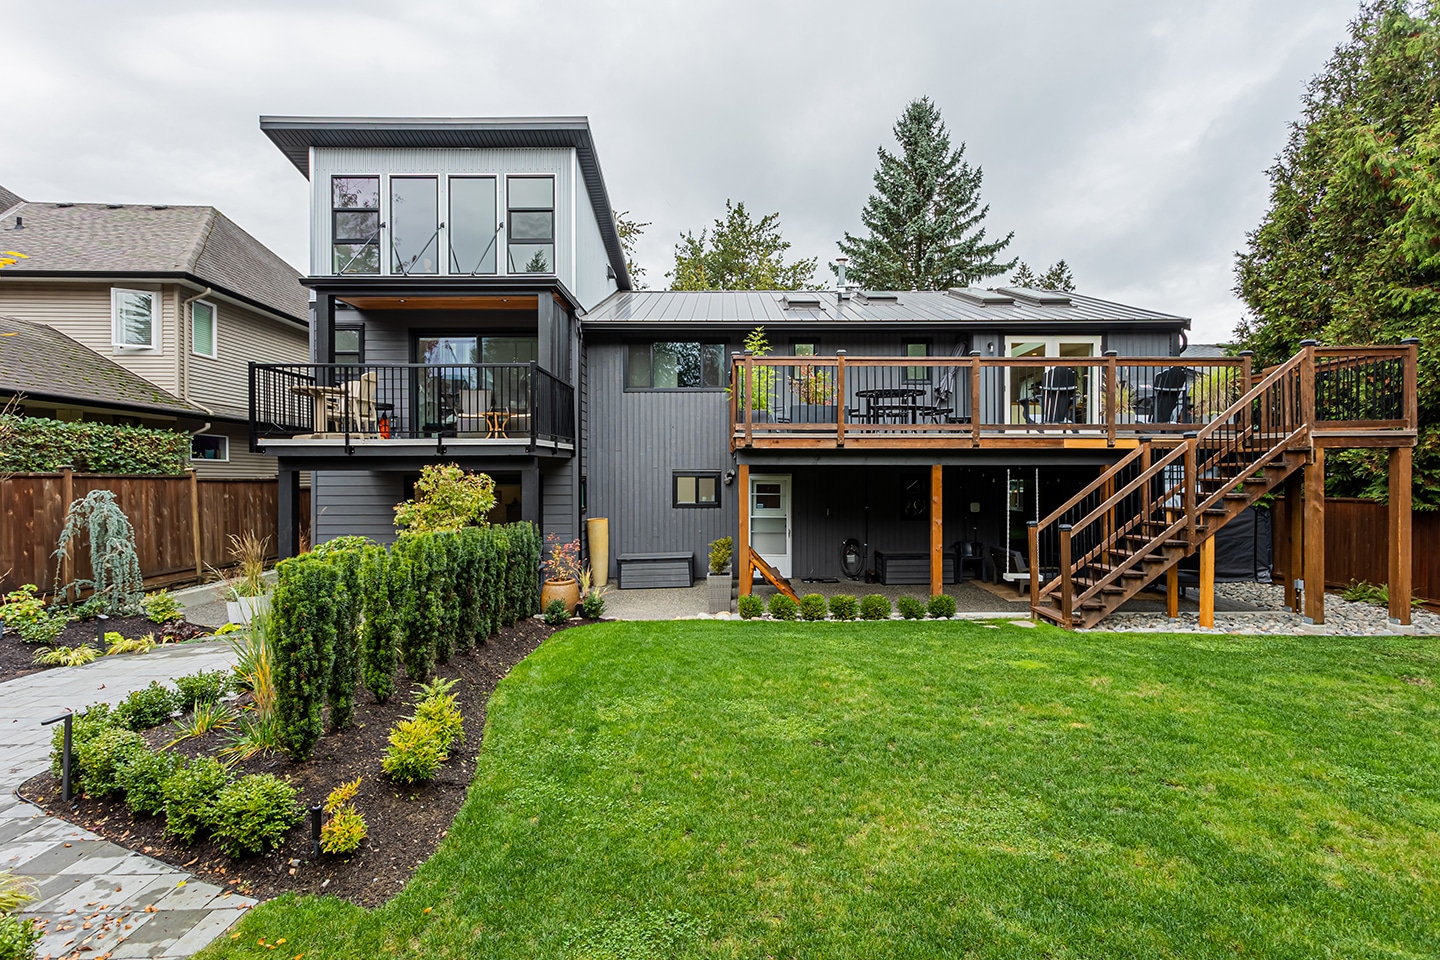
[53,489,144,616]
[117,748,180,816]
[104,632,156,656]
[414,678,465,751]
[799,593,828,621]
[828,594,859,621]
[32,644,97,667]
[270,554,339,761]
[318,543,363,731]
[0,415,189,475]
[382,717,447,784]
[434,533,463,663]
[581,589,606,619]
[1,585,65,644]
[767,594,798,621]
[928,594,957,619]
[497,522,541,626]
[141,590,182,624]
[543,598,570,625]
[0,913,40,960]
[174,670,232,712]
[206,774,301,858]
[115,682,180,731]
[76,728,147,798]
[860,594,892,621]
[51,703,115,779]
[393,534,440,681]
[162,756,231,843]
[708,537,733,575]
[358,545,398,703]
[897,596,926,620]
[738,595,764,619]
[320,777,367,855]
[393,464,496,533]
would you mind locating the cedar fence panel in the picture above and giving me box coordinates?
[1,472,309,595]
[1273,495,1440,602]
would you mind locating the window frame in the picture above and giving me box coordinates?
[624,341,729,392]
[505,175,556,275]
[673,471,722,509]
[903,339,932,382]
[190,298,217,359]
[791,340,819,356]
[390,175,440,276]
[189,434,230,463]
[333,322,365,365]
[331,175,381,275]
[111,287,160,350]
[448,175,499,276]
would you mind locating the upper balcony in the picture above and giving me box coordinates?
[730,345,1417,452]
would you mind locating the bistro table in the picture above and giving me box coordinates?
[289,383,347,432]
[855,387,926,423]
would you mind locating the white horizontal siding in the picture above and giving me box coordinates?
[190,424,277,480]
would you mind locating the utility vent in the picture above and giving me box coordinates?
[855,291,898,305]
[105,203,124,210]
[781,293,822,309]
[996,287,1072,306]
[54,202,74,208]
[947,287,1015,306]
[151,204,169,210]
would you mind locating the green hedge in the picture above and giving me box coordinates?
[0,415,190,474]
[270,554,339,761]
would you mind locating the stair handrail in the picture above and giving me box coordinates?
[1035,444,1147,530]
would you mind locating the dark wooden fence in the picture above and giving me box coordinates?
[1,470,310,595]
[1273,495,1440,603]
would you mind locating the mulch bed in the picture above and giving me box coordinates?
[21,618,561,908]
[0,616,211,684]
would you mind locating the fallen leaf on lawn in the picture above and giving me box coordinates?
[276,938,286,944]
[423,907,432,914]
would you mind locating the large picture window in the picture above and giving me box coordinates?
[391,176,439,275]
[626,342,727,390]
[506,176,554,274]
[332,176,380,274]
[449,176,498,275]
[112,288,159,349]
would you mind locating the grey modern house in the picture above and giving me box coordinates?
[250,114,1418,628]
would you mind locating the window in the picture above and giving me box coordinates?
[506,176,554,273]
[904,340,930,381]
[191,299,217,358]
[112,288,159,349]
[190,434,229,462]
[334,324,364,365]
[626,342,727,389]
[391,176,438,275]
[332,176,380,274]
[674,472,720,508]
[793,342,818,356]
[449,176,497,274]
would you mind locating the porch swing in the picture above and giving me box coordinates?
[996,467,1041,595]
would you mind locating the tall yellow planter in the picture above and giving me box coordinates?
[587,517,610,587]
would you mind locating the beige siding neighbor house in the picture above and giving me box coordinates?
[0,188,308,479]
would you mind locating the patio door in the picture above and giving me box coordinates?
[749,474,792,578]
[1004,336,1101,425]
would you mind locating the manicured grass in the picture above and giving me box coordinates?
[200,621,1440,959]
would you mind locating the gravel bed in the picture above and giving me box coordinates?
[1089,582,1440,636]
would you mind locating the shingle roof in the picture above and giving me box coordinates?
[581,288,1189,329]
[0,315,209,419]
[0,185,22,216]
[0,201,307,323]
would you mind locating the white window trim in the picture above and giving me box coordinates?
[111,287,160,350]
[191,299,218,359]
[1003,335,1104,426]
[189,434,230,463]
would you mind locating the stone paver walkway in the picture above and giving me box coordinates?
[1,642,255,960]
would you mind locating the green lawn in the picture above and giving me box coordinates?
[200,621,1440,959]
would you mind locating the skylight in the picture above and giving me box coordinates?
[781,293,822,309]
[996,287,1072,306]
[946,287,1015,306]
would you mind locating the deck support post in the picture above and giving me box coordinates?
[1284,471,1303,613]
[1166,563,1179,619]
[1388,446,1413,625]
[930,464,944,597]
[278,466,300,560]
[1198,536,1215,628]
[1303,448,1326,624]
[737,463,751,596]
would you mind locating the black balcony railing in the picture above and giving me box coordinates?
[249,362,574,450]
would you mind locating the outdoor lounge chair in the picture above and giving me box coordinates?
[1019,366,1078,426]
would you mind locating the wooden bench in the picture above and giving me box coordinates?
[873,550,957,586]
[617,552,695,589]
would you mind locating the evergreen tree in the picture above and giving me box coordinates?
[1234,0,1440,507]
[838,97,1015,290]
[1038,260,1076,292]
[668,200,816,290]
[1010,262,1038,288]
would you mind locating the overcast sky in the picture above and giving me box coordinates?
[3,0,1361,341]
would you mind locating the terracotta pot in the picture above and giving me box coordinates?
[541,578,580,615]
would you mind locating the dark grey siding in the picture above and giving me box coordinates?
[542,460,576,541]
[1105,331,1176,357]
[313,470,404,545]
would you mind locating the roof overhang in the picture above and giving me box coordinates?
[260,115,632,291]
[302,274,582,313]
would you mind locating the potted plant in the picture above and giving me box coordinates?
[729,327,777,422]
[707,537,734,614]
[220,532,272,626]
[540,534,582,615]
[789,366,838,424]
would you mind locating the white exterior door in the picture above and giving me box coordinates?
[749,474,792,578]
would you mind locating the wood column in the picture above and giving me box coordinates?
[737,464,751,596]
[277,467,301,560]
[1303,448,1325,624]
[1284,471,1303,613]
[1198,536,1215,628]
[59,466,75,601]
[1388,446,1413,624]
[189,469,203,580]
[1166,563,1179,619]
[930,464,944,597]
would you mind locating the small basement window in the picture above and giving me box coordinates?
[190,434,229,462]
[674,472,720,508]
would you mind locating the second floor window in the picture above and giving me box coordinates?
[627,342,727,389]
[449,176,498,275]
[333,176,380,274]
[507,176,554,274]
[391,176,439,275]
[191,299,217,358]
[112,288,158,349]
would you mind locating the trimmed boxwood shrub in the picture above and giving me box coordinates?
[359,545,399,703]
[270,554,339,761]
[767,594,798,621]
[117,747,181,816]
[828,594,859,621]
[860,594,892,621]
[206,774,302,858]
[897,595,926,619]
[163,756,231,843]
[737,595,764,619]
[799,593,827,621]
[76,728,147,798]
[51,703,115,779]
[928,593,958,619]
[174,670,231,712]
[115,682,180,731]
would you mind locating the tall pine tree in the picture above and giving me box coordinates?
[838,97,1015,290]
[1235,0,1440,507]
[668,200,816,291]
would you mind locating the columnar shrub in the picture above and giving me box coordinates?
[737,595,764,619]
[270,554,339,761]
[432,532,461,663]
[452,529,484,652]
[206,774,301,858]
[799,593,828,621]
[163,757,231,843]
[393,534,440,681]
[768,593,798,621]
[897,596,926,620]
[860,594,892,621]
[928,593,958,619]
[359,546,398,703]
[319,545,363,730]
[828,594,859,621]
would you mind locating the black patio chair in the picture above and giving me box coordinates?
[1020,366,1077,426]
[1151,366,1191,423]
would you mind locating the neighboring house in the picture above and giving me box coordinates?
[0,188,309,478]
[251,115,1417,628]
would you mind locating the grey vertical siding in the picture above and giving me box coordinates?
[312,470,404,545]
[542,461,575,542]
[1105,331,1176,357]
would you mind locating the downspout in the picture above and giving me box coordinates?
[180,286,212,401]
